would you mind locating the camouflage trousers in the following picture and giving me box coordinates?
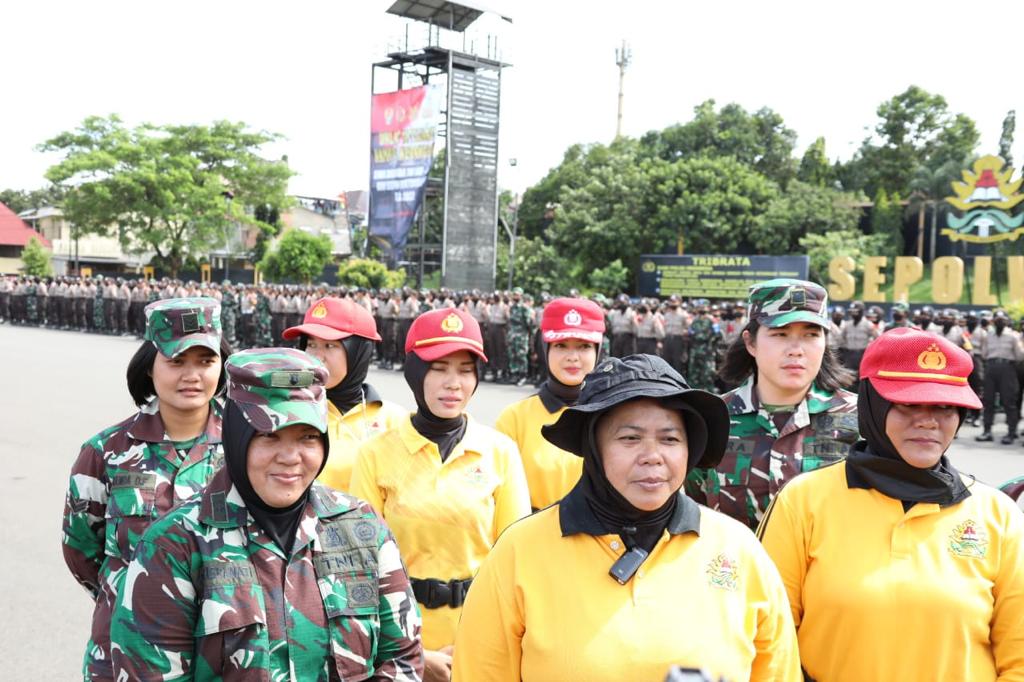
[687,351,717,392]
[507,328,529,376]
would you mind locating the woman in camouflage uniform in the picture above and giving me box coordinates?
[110,348,423,681]
[686,279,858,531]
[62,298,231,681]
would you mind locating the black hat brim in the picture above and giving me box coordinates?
[542,386,729,470]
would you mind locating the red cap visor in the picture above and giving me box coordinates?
[868,376,982,410]
[410,338,488,363]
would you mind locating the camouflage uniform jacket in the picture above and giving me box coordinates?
[686,377,858,530]
[62,398,224,679]
[110,467,423,682]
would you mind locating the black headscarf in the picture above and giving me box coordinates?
[403,352,471,461]
[299,335,376,414]
[222,401,330,555]
[578,412,679,554]
[845,381,970,509]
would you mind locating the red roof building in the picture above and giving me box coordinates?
[0,201,50,248]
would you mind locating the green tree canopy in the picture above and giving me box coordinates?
[756,181,861,256]
[640,100,798,185]
[841,86,979,197]
[40,115,292,277]
[20,236,53,276]
[336,258,406,290]
[0,186,65,215]
[797,137,832,187]
[259,229,333,284]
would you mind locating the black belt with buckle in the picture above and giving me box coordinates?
[410,577,473,609]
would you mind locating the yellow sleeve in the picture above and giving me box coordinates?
[749,544,803,682]
[757,488,807,628]
[349,440,386,516]
[452,535,523,682]
[494,402,519,445]
[492,440,531,541]
[992,500,1024,679]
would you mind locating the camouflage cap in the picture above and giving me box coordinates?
[225,348,328,433]
[747,278,829,329]
[144,297,222,358]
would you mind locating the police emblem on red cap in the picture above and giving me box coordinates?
[441,313,464,334]
[310,302,328,319]
[564,309,582,326]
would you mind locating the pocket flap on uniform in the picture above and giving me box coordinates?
[196,591,266,636]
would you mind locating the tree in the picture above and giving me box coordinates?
[799,229,888,286]
[755,181,861,255]
[20,237,53,276]
[797,137,832,187]
[336,258,406,290]
[870,188,905,258]
[588,259,630,296]
[0,186,65,215]
[40,115,292,277]
[640,100,798,185]
[259,229,333,284]
[495,235,571,295]
[843,86,979,197]
[1000,110,1016,168]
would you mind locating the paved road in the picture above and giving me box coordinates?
[0,324,1020,679]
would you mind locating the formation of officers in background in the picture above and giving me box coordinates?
[6,272,1024,444]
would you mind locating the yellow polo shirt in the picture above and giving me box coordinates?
[758,461,1024,682]
[350,414,531,650]
[495,394,583,510]
[318,398,407,493]
[452,499,801,682]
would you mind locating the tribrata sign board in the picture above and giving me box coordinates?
[368,85,441,256]
[637,255,810,298]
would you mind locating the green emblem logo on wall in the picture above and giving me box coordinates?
[942,155,1024,243]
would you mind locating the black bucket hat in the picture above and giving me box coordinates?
[541,354,729,470]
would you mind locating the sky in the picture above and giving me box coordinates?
[2,0,1022,200]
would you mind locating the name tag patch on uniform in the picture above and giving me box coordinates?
[111,472,157,490]
[948,519,988,559]
[314,548,378,577]
[706,553,739,591]
[202,561,257,588]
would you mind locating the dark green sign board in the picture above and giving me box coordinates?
[637,255,810,299]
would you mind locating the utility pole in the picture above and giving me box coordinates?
[615,40,631,139]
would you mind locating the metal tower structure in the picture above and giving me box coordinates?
[615,40,631,139]
[372,1,511,290]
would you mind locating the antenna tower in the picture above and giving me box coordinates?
[615,40,631,139]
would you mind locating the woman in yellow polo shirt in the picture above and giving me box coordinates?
[453,355,801,682]
[284,296,406,491]
[759,328,1024,681]
[351,307,531,682]
[496,297,605,510]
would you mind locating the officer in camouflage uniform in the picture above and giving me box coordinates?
[254,286,274,347]
[25,276,39,325]
[686,279,859,530]
[220,280,239,348]
[507,287,533,385]
[110,348,423,681]
[62,298,227,681]
[686,299,720,392]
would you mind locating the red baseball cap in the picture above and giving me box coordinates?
[282,297,381,342]
[860,327,981,409]
[541,297,605,344]
[405,308,487,362]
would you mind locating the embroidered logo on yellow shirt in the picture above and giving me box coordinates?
[466,464,488,486]
[949,519,988,559]
[706,553,738,591]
